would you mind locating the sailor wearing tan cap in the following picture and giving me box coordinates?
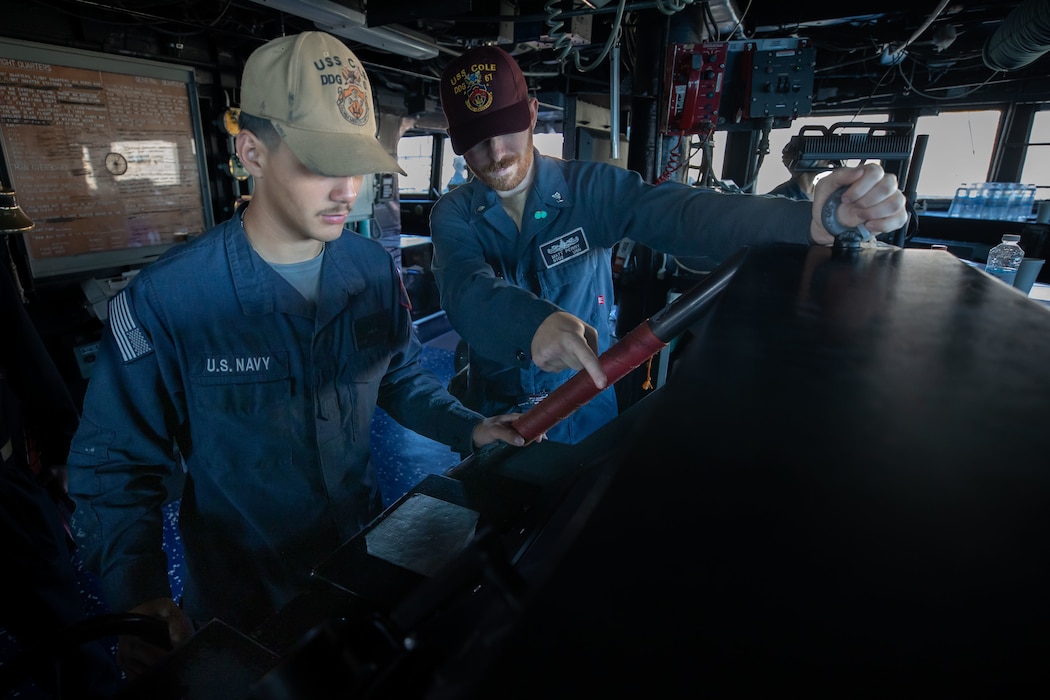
[66,31,527,678]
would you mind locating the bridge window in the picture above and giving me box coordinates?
[1020,109,1050,197]
[915,110,1001,198]
[397,134,438,197]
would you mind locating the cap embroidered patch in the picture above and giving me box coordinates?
[460,67,495,113]
[337,59,370,126]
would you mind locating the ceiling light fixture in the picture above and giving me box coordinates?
[244,0,438,60]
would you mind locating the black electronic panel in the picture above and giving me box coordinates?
[745,37,816,119]
[102,245,1050,697]
[456,245,1050,695]
[718,36,815,130]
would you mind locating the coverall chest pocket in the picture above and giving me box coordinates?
[538,251,603,314]
[344,344,390,385]
[345,308,395,385]
[536,247,612,339]
[190,351,291,418]
[539,248,597,292]
[336,344,391,444]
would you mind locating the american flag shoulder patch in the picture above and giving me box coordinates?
[109,290,154,363]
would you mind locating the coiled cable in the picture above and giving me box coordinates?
[544,0,628,73]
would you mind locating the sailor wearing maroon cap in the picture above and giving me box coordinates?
[431,46,908,445]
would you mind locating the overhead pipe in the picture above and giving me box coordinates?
[983,0,1050,71]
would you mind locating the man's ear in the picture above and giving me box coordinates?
[236,131,265,176]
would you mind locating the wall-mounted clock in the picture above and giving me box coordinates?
[105,152,128,175]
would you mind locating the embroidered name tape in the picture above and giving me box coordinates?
[190,351,289,385]
[539,227,589,269]
[200,355,274,374]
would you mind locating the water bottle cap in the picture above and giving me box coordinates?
[1002,234,1021,242]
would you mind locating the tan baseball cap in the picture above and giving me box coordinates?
[240,32,405,177]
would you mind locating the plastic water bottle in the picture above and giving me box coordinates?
[967,185,985,219]
[985,233,1024,285]
[1019,185,1037,220]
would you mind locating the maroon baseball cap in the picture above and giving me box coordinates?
[440,46,533,155]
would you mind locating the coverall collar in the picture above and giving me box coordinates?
[465,149,574,240]
[224,215,370,325]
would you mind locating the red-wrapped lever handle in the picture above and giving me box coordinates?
[510,323,666,443]
[513,245,750,443]
[449,246,748,476]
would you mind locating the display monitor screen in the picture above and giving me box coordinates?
[0,37,213,280]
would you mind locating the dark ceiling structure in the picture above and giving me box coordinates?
[7,1,1050,120]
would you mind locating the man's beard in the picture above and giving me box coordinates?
[476,134,534,192]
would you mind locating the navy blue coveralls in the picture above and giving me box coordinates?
[67,215,484,633]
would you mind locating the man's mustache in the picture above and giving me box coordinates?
[484,156,519,176]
